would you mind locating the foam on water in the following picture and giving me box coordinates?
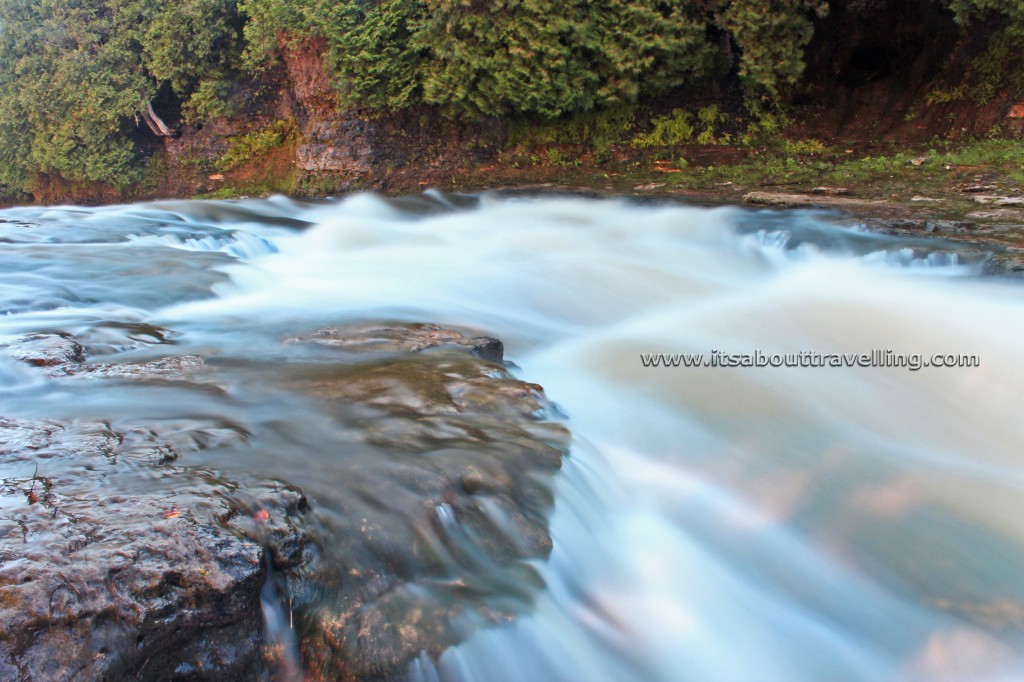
[2,193,1022,681]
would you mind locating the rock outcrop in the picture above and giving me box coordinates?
[281,323,568,681]
[0,416,309,680]
[1,322,569,680]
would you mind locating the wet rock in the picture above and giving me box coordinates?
[972,195,1024,206]
[2,328,207,382]
[960,183,998,193]
[288,322,504,364]
[966,208,1024,221]
[982,253,1024,276]
[0,417,311,680]
[284,323,567,680]
[68,355,206,381]
[1,321,564,680]
[862,217,976,236]
[75,321,180,357]
[0,333,84,368]
[743,191,887,210]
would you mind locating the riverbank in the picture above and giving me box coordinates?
[428,138,1024,275]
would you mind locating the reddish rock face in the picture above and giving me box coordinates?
[279,36,339,119]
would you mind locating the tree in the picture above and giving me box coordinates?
[0,0,242,191]
[713,0,828,105]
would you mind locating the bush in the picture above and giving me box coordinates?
[240,0,832,120]
[0,0,243,190]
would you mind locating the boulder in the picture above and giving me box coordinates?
[0,417,310,680]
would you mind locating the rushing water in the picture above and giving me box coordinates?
[2,193,1024,681]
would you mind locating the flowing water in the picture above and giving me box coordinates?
[2,193,1024,681]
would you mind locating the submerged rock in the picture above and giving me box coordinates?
[283,323,568,681]
[1,329,205,381]
[67,354,206,380]
[0,333,85,368]
[287,322,504,364]
[982,253,1024,275]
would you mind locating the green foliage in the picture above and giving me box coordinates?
[414,0,716,117]
[0,0,243,190]
[784,138,828,155]
[183,79,240,123]
[715,0,828,104]
[240,0,836,121]
[946,0,1024,31]
[632,110,695,148]
[243,0,718,118]
[508,107,636,148]
[632,106,732,148]
[216,119,296,172]
[0,0,846,192]
[925,85,969,105]
[941,1,1024,102]
[971,29,1024,102]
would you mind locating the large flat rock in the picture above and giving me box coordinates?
[0,417,310,680]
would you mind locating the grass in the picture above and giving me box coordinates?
[640,137,1024,195]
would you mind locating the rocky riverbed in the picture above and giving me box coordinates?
[0,323,568,680]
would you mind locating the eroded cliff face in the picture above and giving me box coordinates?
[282,38,508,193]
[76,37,506,204]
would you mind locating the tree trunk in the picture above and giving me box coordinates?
[141,101,173,137]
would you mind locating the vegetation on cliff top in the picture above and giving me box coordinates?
[0,0,1021,198]
[0,0,241,193]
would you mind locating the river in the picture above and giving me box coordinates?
[1,192,1022,681]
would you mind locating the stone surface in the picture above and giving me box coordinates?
[287,323,504,364]
[0,417,310,680]
[283,323,567,681]
[743,191,887,209]
[0,322,568,680]
[2,329,207,382]
[66,355,206,381]
[0,333,85,368]
[972,195,1024,206]
[982,253,1024,275]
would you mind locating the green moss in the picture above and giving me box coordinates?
[294,173,349,197]
[508,107,636,149]
[783,138,828,155]
[216,119,296,173]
